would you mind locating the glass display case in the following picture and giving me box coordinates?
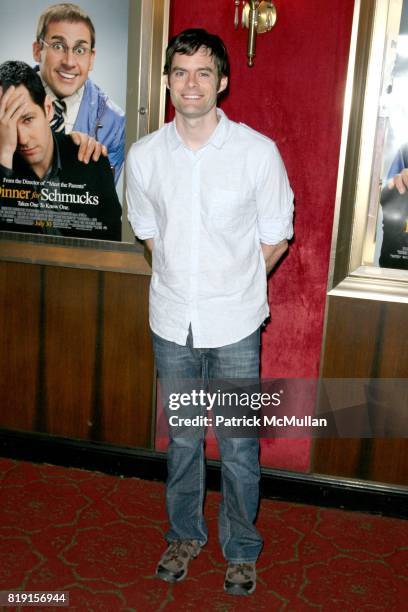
[329,0,408,303]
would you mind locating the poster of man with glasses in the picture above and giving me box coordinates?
[0,1,127,241]
[373,0,408,270]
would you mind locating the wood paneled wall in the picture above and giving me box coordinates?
[1,260,406,487]
[313,296,408,485]
[0,261,154,448]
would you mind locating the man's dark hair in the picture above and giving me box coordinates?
[164,28,230,85]
[0,61,46,108]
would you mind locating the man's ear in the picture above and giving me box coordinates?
[33,41,42,63]
[88,49,96,73]
[218,75,228,95]
[165,74,170,90]
[44,95,54,122]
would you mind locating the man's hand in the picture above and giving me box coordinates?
[0,85,29,169]
[388,169,408,194]
[70,131,108,164]
[261,240,288,275]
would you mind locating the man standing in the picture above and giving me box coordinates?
[33,2,125,182]
[0,61,121,240]
[126,29,294,595]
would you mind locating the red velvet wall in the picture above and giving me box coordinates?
[165,0,355,470]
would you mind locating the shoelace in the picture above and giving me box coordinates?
[229,563,253,578]
[165,540,194,561]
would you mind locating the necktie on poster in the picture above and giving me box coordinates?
[50,99,66,133]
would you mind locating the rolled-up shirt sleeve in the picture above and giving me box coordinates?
[126,145,158,240]
[256,142,294,245]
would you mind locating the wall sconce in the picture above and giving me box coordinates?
[234,0,277,67]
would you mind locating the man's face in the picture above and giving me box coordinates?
[166,47,228,120]
[33,20,95,98]
[15,85,54,178]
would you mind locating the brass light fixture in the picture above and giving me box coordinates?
[234,0,277,67]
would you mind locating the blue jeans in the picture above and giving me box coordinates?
[152,327,263,563]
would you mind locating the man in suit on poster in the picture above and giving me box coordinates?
[0,61,121,240]
[377,146,408,269]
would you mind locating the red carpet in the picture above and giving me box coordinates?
[0,457,407,610]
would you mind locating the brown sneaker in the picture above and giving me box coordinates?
[224,562,256,595]
[156,539,201,583]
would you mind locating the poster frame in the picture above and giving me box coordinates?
[0,0,169,273]
[328,0,408,303]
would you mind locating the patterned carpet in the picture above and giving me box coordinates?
[0,457,407,611]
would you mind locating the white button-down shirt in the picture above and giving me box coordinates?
[126,110,294,348]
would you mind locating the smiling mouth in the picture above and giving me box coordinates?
[19,147,38,156]
[57,71,78,80]
[182,95,203,100]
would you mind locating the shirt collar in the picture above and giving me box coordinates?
[41,77,84,110]
[47,132,62,178]
[167,108,230,151]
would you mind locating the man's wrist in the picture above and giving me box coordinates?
[0,149,14,170]
[261,240,288,275]
[145,238,154,252]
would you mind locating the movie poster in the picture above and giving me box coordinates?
[0,150,122,240]
[374,0,408,270]
[0,0,129,242]
[379,183,408,269]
